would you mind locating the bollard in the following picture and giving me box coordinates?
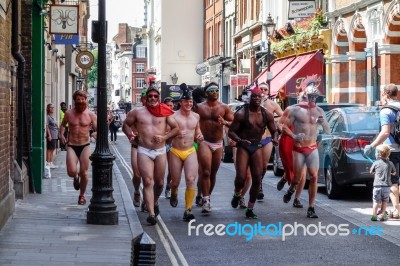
[131,232,156,266]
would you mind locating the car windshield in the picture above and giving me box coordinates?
[346,112,380,131]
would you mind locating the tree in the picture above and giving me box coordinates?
[87,49,98,88]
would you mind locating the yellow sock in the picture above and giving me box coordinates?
[171,187,178,197]
[185,188,196,210]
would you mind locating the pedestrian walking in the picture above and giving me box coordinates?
[364,83,400,219]
[369,144,396,221]
[46,103,59,169]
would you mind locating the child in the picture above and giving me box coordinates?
[369,144,396,221]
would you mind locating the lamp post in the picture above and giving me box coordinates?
[265,13,276,86]
[87,0,118,225]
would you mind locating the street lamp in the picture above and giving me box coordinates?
[265,13,276,75]
[87,0,118,225]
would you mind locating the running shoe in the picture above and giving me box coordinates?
[78,195,86,205]
[245,208,258,219]
[154,203,160,217]
[195,196,203,207]
[202,201,212,213]
[370,215,378,221]
[133,192,140,207]
[147,215,157,225]
[170,194,178,208]
[141,202,148,212]
[239,197,247,209]
[231,194,241,208]
[283,189,294,203]
[183,209,195,221]
[307,207,318,218]
[165,188,171,199]
[293,198,303,208]
[277,177,287,191]
[73,176,80,191]
[256,188,264,201]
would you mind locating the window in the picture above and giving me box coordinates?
[115,89,120,96]
[136,78,145,88]
[136,47,146,58]
[136,63,145,73]
[135,93,141,103]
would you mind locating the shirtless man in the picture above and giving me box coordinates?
[197,82,234,213]
[60,90,97,205]
[280,83,329,218]
[168,86,204,221]
[257,82,283,200]
[229,86,277,219]
[124,87,179,225]
[122,89,147,208]
[163,96,175,199]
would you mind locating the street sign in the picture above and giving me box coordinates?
[76,51,94,69]
[196,63,207,75]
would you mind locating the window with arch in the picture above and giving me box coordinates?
[366,5,383,44]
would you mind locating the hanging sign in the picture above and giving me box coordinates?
[76,51,94,69]
[50,5,79,34]
[54,34,79,44]
[288,1,316,19]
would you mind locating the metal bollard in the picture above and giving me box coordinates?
[131,232,156,266]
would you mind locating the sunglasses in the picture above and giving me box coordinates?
[148,94,159,99]
[207,89,219,94]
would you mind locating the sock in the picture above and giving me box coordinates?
[185,188,196,210]
[171,188,178,197]
[203,195,210,203]
[247,201,255,209]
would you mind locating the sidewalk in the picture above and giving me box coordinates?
[0,145,143,266]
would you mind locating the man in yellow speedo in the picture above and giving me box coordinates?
[168,83,204,221]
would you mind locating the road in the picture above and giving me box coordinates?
[111,132,400,265]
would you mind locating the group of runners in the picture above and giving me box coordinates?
[121,76,329,225]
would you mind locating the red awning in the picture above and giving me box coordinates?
[255,56,296,84]
[269,51,325,97]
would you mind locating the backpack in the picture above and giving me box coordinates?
[381,101,400,145]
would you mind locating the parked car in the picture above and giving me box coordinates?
[317,106,380,198]
[273,103,364,177]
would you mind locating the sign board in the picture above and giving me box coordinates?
[288,0,316,19]
[76,51,94,69]
[230,75,238,87]
[50,5,79,34]
[237,74,250,86]
[196,63,208,75]
[54,34,79,44]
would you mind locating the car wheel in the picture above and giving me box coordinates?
[324,163,341,199]
[273,150,284,177]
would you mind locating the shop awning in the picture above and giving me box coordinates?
[255,56,296,84]
[269,50,325,97]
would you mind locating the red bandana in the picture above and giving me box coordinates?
[146,103,174,117]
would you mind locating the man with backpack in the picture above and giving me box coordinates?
[364,83,400,219]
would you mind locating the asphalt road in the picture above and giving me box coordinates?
[111,132,400,266]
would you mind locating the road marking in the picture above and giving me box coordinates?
[111,143,188,265]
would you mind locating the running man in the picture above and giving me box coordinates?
[229,86,277,218]
[168,85,204,221]
[60,90,97,205]
[124,87,179,225]
[197,82,234,213]
[280,79,329,218]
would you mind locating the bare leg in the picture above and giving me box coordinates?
[390,184,400,217]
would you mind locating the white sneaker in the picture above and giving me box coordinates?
[49,162,58,169]
[201,201,212,213]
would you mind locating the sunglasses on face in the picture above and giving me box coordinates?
[207,89,219,94]
[148,94,159,99]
